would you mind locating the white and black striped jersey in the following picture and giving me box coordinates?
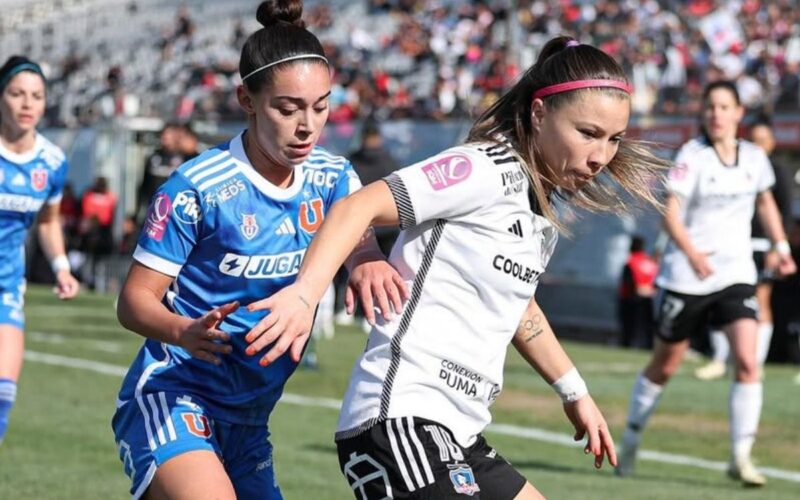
[657,137,775,295]
[336,139,558,447]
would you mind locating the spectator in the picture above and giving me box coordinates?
[617,235,658,349]
[80,176,117,291]
[135,122,185,221]
[177,122,200,160]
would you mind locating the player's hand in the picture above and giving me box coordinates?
[345,257,409,326]
[687,250,714,280]
[777,252,797,278]
[763,249,780,276]
[245,283,316,366]
[177,301,237,365]
[53,270,80,300]
[563,395,617,469]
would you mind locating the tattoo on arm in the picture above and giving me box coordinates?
[521,314,544,342]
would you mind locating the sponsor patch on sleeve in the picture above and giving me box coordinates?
[144,192,172,241]
[421,154,473,190]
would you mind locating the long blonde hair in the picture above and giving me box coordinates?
[467,36,668,232]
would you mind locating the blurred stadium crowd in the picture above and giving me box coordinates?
[1,0,799,126]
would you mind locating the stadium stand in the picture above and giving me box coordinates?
[1,0,799,126]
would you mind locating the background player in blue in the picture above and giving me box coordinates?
[112,1,407,499]
[0,56,80,448]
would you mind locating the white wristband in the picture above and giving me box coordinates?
[773,240,791,256]
[551,367,588,403]
[51,255,71,273]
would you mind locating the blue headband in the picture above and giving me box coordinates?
[0,62,45,91]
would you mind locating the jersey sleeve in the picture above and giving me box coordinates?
[133,173,203,277]
[754,148,775,193]
[383,147,502,229]
[329,160,363,205]
[46,158,69,205]
[665,145,700,199]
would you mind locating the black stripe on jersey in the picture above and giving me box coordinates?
[477,140,518,165]
[485,149,509,157]
[378,220,446,420]
[483,143,508,154]
[492,156,518,165]
[384,174,415,229]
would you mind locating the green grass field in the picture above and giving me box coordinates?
[0,285,798,499]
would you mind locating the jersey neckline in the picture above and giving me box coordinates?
[0,133,44,165]
[228,131,305,201]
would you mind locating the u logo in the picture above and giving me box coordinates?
[299,198,324,234]
[181,413,212,438]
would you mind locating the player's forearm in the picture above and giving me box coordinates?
[662,195,698,257]
[756,191,788,246]
[37,212,67,261]
[117,285,191,345]
[511,297,575,383]
[295,181,399,304]
[343,227,385,273]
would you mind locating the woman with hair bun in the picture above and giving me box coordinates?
[111,1,406,498]
[252,36,668,499]
[0,55,80,448]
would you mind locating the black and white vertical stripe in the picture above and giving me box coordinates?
[385,417,435,492]
[383,174,416,229]
[379,220,446,419]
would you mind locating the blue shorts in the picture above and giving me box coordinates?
[112,391,282,499]
[0,281,25,329]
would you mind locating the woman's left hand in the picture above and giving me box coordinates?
[777,253,797,278]
[53,270,80,300]
[244,283,316,366]
[563,394,617,469]
[344,257,409,326]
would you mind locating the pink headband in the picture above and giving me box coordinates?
[533,79,633,99]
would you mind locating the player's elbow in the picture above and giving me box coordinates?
[115,288,139,332]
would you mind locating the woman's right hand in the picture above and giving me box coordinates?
[687,250,714,280]
[176,301,238,365]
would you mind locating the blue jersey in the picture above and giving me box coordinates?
[117,132,361,425]
[0,134,68,288]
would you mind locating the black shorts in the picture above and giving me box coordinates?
[654,284,758,343]
[336,417,526,499]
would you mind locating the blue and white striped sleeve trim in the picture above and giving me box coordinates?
[133,246,183,277]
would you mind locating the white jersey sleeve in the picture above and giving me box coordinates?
[666,143,701,199]
[384,147,504,229]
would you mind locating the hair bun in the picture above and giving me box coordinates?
[256,0,305,28]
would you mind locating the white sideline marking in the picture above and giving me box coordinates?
[28,331,124,353]
[23,350,800,483]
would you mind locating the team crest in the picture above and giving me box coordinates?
[449,464,480,496]
[241,213,259,240]
[181,413,212,438]
[31,168,48,191]
[298,198,324,234]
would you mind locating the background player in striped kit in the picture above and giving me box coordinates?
[694,115,796,380]
[617,81,796,487]
[111,1,407,498]
[0,56,80,447]
[246,36,668,499]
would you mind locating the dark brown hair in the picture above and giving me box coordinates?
[239,0,328,93]
[468,36,667,230]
